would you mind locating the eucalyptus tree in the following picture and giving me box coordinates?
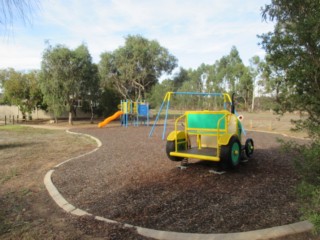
[1,69,43,119]
[148,79,174,108]
[40,43,98,124]
[99,35,177,100]
[80,63,101,122]
[172,67,190,91]
[216,47,244,93]
[259,0,320,137]
[236,66,253,110]
[214,47,254,110]
[248,56,261,111]
[251,55,286,111]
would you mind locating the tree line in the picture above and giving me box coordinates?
[148,47,271,112]
[0,35,177,124]
[0,35,273,125]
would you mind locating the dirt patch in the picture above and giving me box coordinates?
[52,125,308,234]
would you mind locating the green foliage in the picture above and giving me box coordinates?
[172,67,190,91]
[254,96,277,111]
[40,43,99,123]
[99,35,177,100]
[218,47,253,110]
[164,47,256,110]
[260,1,320,230]
[0,68,45,117]
[260,2,320,231]
[281,139,320,233]
[259,0,320,138]
[218,47,244,92]
[40,45,73,118]
[147,47,258,111]
[77,63,101,121]
[288,141,320,185]
[148,80,174,108]
[94,87,121,117]
[297,181,320,234]
[188,48,253,110]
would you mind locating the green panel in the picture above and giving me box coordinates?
[187,113,225,129]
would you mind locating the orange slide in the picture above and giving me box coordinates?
[98,111,123,128]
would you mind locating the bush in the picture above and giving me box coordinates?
[296,181,320,233]
[293,141,320,185]
[95,88,121,117]
[283,140,320,233]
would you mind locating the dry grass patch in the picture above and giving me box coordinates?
[0,126,94,239]
[0,125,152,240]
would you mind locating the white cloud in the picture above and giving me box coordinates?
[0,0,274,71]
[0,35,44,69]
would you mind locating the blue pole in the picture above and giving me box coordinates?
[126,100,129,128]
[149,92,228,139]
[147,103,149,126]
[120,100,123,126]
[149,96,167,137]
[136,102,139,127]
[162,96,171,140]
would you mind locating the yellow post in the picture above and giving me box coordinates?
[122,102,127,113]
[133,102,138,114]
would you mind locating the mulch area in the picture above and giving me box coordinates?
[52,124,306,234]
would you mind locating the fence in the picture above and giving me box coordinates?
[0,105,93,124]
[0,115,21,126]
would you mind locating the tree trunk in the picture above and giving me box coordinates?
[69,111,73,125]
[244,99,248,111]
[251,85,255,112]
[69,102,74,125]
[90,101,94,124]
[251,93,255,112]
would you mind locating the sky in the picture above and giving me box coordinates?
[0,0,274,75]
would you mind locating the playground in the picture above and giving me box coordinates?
[0,111,315,239]
[51,126,306,234]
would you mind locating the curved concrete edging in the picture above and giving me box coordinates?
[44,129,314,240]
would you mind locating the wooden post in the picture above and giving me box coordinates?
[250,120,253,129]
[13,116,15,125]
[5,115,6,125]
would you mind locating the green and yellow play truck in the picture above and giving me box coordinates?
[164,92,254,169]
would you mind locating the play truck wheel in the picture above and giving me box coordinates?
[245,138,254,158]
[166,141,184,162]
[220,136,241,170]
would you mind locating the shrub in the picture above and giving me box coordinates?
[296,181,320,233]
[283,140,320,233]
